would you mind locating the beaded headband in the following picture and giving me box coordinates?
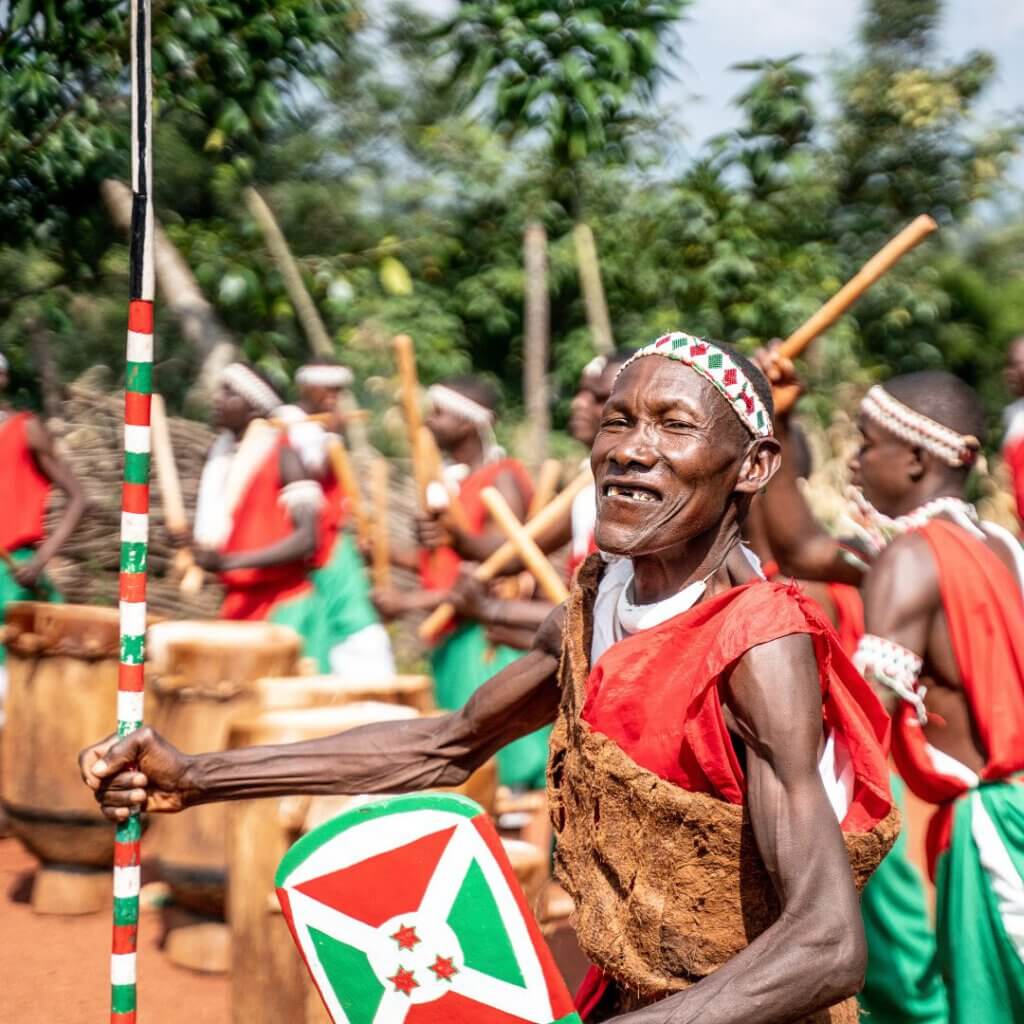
[427,384,495,426]
[221,363,282,417]
[616,332,773,438]
[860,385,979,468]
[295,364,353,389]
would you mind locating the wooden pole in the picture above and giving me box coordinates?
[327,437,370,547]
[479,487,569,604]
[394,334,432,508]
[419,467,592,639]
[523,222,550,469]
[528,459,562,520]
[573,223,614,356]
[243,186,370,458]
[370,459,391,590]
[779,215,938,360]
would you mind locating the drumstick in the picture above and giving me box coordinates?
[0,545,16,571]
[528,459,562,520]
[266,410,369,429]
[779,215,938,360]
[370,459,391,590]
[393,334,432,507]
[480,487,569,604]
[417,425,472,534]
[150,395,205,594]
[419,467,591,639]
[327,437,370,546]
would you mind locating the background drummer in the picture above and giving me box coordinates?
[0,349,88,719]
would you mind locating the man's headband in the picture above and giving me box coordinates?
[295,364,353,389]
[616,332,773,438]
[427,384,495,427]
[221,363,282,417]
[860,385,979,468]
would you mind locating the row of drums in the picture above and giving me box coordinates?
[0,602,573,1024]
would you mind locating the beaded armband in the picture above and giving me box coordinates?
[853,633,927,724]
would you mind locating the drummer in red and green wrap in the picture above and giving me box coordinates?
[0,350,87,704]
[273,358,394,680]
[373,374,548,790]
[188,362,348,670]
[760,350,1024,1024]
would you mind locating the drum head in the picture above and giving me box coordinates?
[275,793,580,1024]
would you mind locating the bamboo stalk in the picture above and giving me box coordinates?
[573,223,614,356]
[523,222,551,468]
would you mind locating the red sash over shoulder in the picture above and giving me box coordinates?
[220,438,312,620]
[581,581,893,834]
[0,412,51,551]
[419,458,534,591]
[892,518,1024,877]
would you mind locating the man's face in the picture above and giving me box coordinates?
[302,383,344,415]
[425,402,474,451]
[849,414,918,516]
[1005,338,1024,398]
[592,358,768,557]
[213,383,255,433]
[569,362,619,446]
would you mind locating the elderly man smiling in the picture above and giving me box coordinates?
[81,332,896,1024]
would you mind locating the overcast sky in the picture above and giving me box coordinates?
[412,0,1024,184]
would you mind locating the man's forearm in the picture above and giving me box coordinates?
[221,525,316,570]
[32,492,87,567]
[183,715,482,807]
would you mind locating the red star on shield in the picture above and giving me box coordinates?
[390,923,421,951]
[429,955,459,982]
[388,966,419,996]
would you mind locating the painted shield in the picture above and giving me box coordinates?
[275,793,582,1024]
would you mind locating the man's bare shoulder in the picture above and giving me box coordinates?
[864,531,940,617]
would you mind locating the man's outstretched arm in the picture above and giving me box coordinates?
[617,634,866,1024]
[80,607,565,822]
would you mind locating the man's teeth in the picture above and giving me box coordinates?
[606,485,657,503]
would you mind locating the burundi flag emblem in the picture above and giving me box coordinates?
[275,793,582,1024]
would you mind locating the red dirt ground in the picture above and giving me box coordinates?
[0,837,229,1024]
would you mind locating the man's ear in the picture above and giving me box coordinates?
[908,445,927,482]
[734,437,782,494]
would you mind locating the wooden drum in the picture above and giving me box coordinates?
[255,673,434,714]
[227,702,499,1024]
[146,621,301,923]
[0,602,122,914]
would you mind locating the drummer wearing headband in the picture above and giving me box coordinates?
[372,374,548,790]
[272,358,395,680]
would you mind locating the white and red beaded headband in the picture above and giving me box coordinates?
[427,383,495,426]
[295,364,353,389]
[861,385,979,468]
[616,332,773,438]
[221,362,282,417]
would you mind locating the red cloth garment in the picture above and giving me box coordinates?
[0,413,51,552]
[891,518,1024,878]
[418,458,534,592]
[826,582,865,659]
[219,437,312,620]
[582,580,893,834]
[566,534,598,582]
[1004,434,1024,525]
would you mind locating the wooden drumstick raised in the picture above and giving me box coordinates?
[480,487,568,604]
[779,214,938,360]
[528,458,562,520]
[327,437,370,547]
[150,394,204,594]
[418,467,591,639]
[393,334,432,508]
[370,459,391,590]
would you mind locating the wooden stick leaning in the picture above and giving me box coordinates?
[150,395,204,595]
[418,467,591,639]
[479,487,569,604]
[393,334,432,507]
[326,436,370,548]
[370,459,391,590]
[779,214,938,360]
[528,458,562,520]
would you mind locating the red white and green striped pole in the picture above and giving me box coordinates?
[112,1,154,1021]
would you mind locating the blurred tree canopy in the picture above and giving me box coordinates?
[0,0,1022,448]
